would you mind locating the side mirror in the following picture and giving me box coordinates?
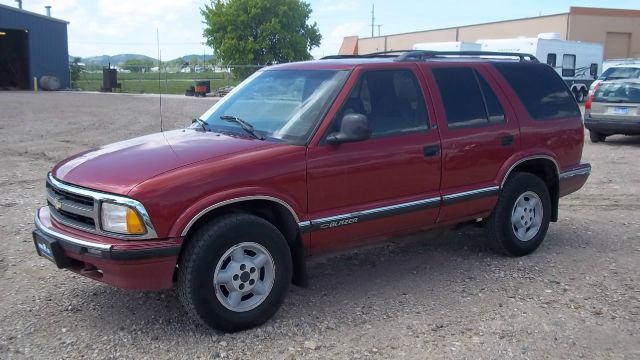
[326,113,371,144]
[590,63,598,79]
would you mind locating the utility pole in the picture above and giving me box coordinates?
[371,4,375,37]
[377,24,382,37]
[15,0,22,9]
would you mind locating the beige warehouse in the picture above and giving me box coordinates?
[339,6,640,60]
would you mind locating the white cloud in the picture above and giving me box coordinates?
[0,0,209,59]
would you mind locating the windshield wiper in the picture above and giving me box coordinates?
[220,115,264,140]
[192,117,210,132]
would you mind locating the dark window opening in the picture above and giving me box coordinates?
[433,67,505,129]
[0,28,30,90]
[547,53,557,67]
[330,69,428,138]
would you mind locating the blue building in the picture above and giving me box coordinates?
[0,3,69,90]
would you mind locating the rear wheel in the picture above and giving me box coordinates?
[177,213,292,332]
[589,130,606,143]
[486,172,551,256]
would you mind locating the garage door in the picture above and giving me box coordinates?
[605,32,631,59]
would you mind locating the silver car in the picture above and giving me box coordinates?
[584,80,640,143]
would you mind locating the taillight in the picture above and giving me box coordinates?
[585,82,600,111]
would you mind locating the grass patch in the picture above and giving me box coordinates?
[75,71,239,94]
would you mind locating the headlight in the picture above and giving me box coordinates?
[100,202,146,235]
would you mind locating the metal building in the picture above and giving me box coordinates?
[340,6,640,60]
[0,3,69,90]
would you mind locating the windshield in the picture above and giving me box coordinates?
[599,67,640,81]
[594,82,640,103]
[198,69,350,145]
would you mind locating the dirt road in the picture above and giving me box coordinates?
[0,92,638,359]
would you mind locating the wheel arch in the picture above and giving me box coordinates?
[500,156,560,222]
[177,196,308,287]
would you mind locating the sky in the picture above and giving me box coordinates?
[2,0,639,60]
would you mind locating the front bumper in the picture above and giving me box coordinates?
[33,207,181,290]
[584,118,640,135]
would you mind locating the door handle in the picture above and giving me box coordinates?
[501,135,515,147]
[423,145,440,157]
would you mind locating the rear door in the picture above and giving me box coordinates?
[305,64,442,254]
[421,63,520,223]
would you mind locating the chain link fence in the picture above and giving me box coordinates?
[72,65,264,95]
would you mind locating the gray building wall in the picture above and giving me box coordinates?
[0,4,70,89]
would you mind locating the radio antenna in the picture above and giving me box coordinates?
[157,28,163,132]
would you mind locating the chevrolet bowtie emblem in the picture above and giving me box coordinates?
[52,198,62,210]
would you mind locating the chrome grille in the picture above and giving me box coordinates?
[47,179,98,232]
[44,173,159,239]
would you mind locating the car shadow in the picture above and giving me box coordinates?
[57,222,591,339]
[597,134,640,147]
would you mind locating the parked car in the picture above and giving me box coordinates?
[584,79,640,142]
[33,51,591,332]
[587,64,640,99]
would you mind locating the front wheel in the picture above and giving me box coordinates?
[575,89,585,102]
[177,213,292,332]
[486,172,551,256]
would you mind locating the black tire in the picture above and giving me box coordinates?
[486,172,551,256]
[177,213,292,332]
[589,130,606,143]
[575,89,585,102]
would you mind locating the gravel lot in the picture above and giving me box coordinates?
[0,91,639,359]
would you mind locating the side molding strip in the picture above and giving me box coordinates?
[299,186,502,233]
[442,186,499,205]
[299,196,441,233]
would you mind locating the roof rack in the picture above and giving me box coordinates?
[394,50,539,63]
[321,50,414,60]
[321,50,539,63]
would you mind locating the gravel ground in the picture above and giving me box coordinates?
[0,91,639,360]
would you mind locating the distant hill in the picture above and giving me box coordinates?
[176,54,215,62]
[69,54,214,66]
[69,54,158,66]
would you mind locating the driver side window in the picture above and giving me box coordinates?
[329,69,429,138]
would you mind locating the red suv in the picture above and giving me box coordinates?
[33,51,591,332]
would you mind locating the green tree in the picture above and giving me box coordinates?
[69,57,83,88]
[122,59,154,72]
[202,0,321,79]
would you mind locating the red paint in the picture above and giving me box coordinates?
[39,57,589,290]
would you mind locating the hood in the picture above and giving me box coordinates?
[52,129,275,195]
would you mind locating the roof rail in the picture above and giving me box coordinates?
[321,50,415,60]
[394,50,539,63]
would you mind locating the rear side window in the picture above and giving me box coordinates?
[493,63,581,120]
[562,54,576,77]
[433,67,505,129]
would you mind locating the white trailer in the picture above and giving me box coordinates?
[477,33,604,102]
[413,42,481,52]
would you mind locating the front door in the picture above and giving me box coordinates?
[305,65,442,254]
